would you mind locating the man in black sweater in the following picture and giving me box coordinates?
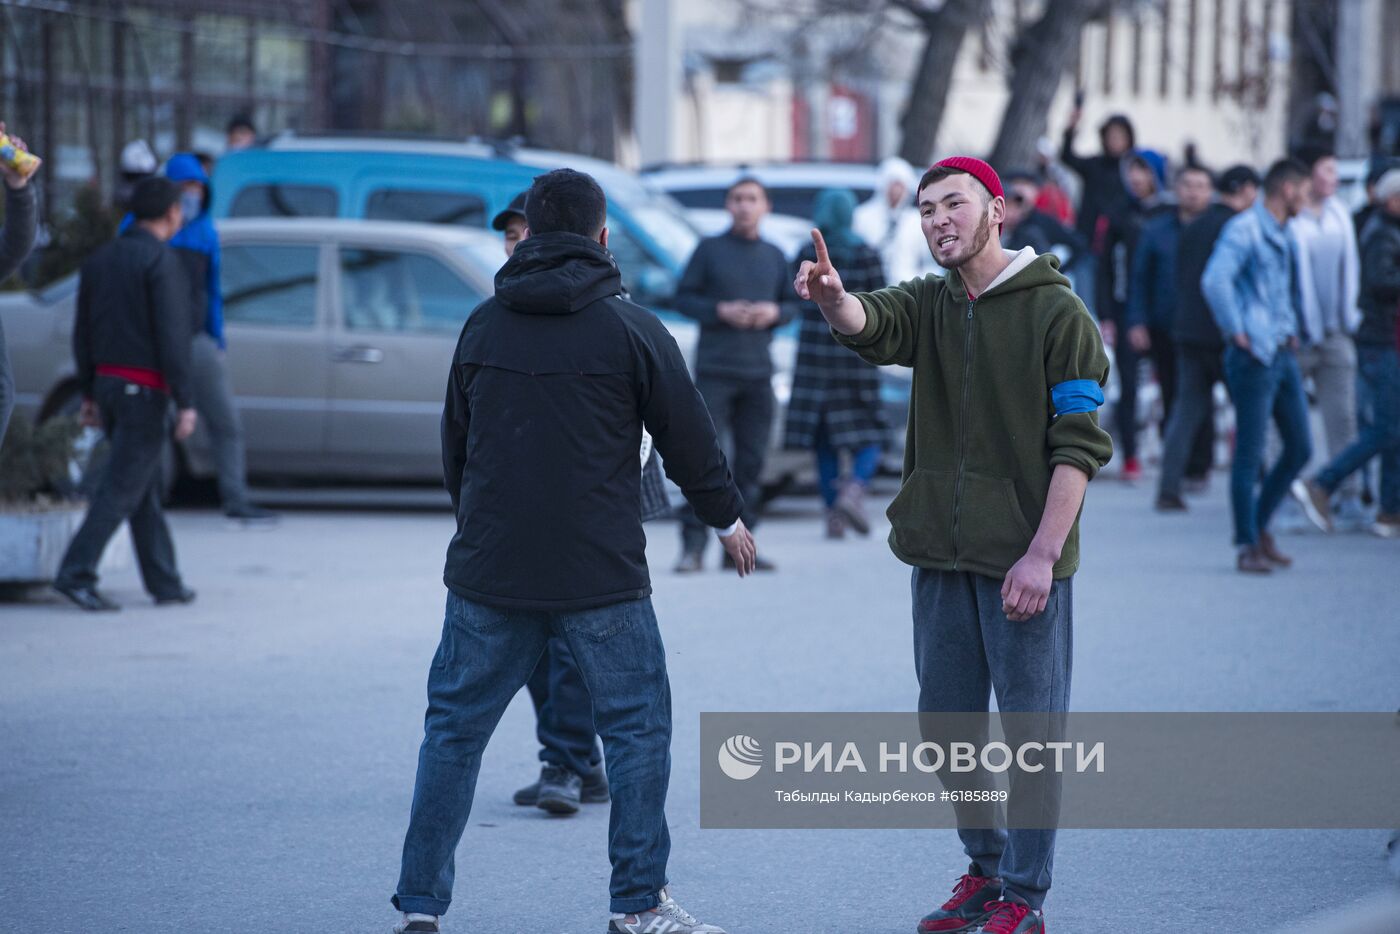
[673,175,797,572]
[391,169,754,934]
[54,177,197,611]
[1155,164,1260,510]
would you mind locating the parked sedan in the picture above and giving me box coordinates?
[4,218,904,491]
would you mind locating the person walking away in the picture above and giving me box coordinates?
[1287,146,1366,528]
[1201,159,1315,573]
[163,153,276,524]
[797,157,1112,934]
[391,169,756,934]
[854,156,936,285]
[783,188,888,539]
[673,176,795,573]
[53,178,198,611]
[1292,168,1400,539]
[1124,164,1216,507]
[1155,165,1261,510]
[0,120,37,445]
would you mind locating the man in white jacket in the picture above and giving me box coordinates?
[1289,146,1364,525]
[854,156,937,285]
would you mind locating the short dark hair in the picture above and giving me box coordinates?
[1175,164,1214,187]
[1218,164,1261,194]
[1292,144,1335,170]
[227,113,255,135]
[130,176,181,221]
[1263,158,1309,197]
[917,165,991,202]
[726,175,768,198]
[525,168,607,237]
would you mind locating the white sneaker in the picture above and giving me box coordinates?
[392,913,439,933]
[608,887,727,933]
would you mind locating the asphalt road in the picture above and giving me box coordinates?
[1,474,1397,933]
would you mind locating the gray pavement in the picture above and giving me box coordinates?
[1,473,1397,933]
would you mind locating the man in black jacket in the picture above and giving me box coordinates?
[391,169,754,934]
[673,175,796,573]
[1155,164,1260,510]
[54,177,197,611]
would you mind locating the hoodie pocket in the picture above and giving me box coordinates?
[958,472,1037,570]
[886,469,956,563]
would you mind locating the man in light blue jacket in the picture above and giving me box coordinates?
[1202,159,1315,574]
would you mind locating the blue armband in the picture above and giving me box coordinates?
[1051,379,1105,417]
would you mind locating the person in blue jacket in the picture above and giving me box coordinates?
[163,153,275,523]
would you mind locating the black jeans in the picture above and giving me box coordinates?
[680,374,773,555]
[55,377,184,598]
[524,636,601,778]
[1157,343,1221,498]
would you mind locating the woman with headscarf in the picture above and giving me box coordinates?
[785,188,888,538]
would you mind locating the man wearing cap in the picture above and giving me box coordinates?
[488,190,612,814]
[54,177,198,611]
[1154,164,1260,510]
[491,191,529,256]
[796,157,1112,934]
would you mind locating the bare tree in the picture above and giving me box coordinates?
[987,0,1111,171]
[894,0,990,166]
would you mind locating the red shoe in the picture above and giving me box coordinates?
[918,865,1002,932]
[1121,457,1142,482]
[976,898,1045,933]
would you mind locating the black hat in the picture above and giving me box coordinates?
[1217,165,1262,195]
[491,191,528,231]
[130,176,182,221]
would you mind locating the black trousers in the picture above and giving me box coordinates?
[524,637,601,778]
[56,377,184,599]
[680,374,773,555]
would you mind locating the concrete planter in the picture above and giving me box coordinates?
[0,504,130,584]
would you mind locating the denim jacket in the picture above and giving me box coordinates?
[1201,200,1303,365]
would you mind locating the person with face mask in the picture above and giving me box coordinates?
[161,153,276,524]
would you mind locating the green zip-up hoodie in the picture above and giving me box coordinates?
[836,249,1113,580]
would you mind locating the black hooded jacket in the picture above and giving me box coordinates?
[441,232,744,610]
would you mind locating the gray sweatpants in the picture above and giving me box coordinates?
[912,567,1073,910]
[191,333,250,511]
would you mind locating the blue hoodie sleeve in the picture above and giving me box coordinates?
[205,225,223,347]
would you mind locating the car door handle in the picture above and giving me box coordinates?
[332,345,384,364]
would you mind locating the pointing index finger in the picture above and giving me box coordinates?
[811,228,830,267]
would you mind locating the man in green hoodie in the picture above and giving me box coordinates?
[795,157,1112,934]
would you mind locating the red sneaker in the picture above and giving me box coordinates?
[917,865,1002,932]
[1121,457,1142,482]
[976,898,1045,933]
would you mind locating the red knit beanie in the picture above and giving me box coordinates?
[931,156,1005,201]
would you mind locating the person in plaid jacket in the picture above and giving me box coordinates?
[785,188,889,538]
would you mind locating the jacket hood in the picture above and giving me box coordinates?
[494,232,624,315]
[165,153,210,187]
[951,248,1070,300]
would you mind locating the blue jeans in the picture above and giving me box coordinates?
[912,569,1073,911]
[815,433,882,508]
[394,592,671,916]
[1222,346,1313,546]
[1317,346,1400,514]
[525,637,601,778]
